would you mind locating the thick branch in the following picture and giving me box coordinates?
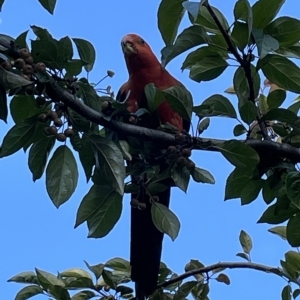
[196,138,300,163]
[46,79,177,145]
[158,261,300,289]
[45,80,300,162]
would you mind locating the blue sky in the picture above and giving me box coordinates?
[0,0,298,299]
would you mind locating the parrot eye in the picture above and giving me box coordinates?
[140,38,145,44]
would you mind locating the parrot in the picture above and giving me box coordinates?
[116,34,189,299]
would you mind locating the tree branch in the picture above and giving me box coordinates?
[1,37,300,162]
[158,261,300,289]
[203,1,270,140]
[45,80,300,163]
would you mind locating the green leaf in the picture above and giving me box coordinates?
[161,25,209,67]
[0,85,7,122]
[147,182,168,194]
[233,124,247,136]
[0,34,14,51]
[181,45,228,70]
[191,167,215,184]
[252,0,285,29]
[268,225,287,240]
[217,140,259,169]
[193,94,236,118]
[60,268,93,281]
[209,33,228,49]
[8,271,37,284]
[10,95,50,124]
[151,202,180,241]
[145,83,165,113]
[15,285,43,300]
[28,136,55,181]
[239,230,252,254]
[75,81,101,112]
[71,291,97,300]
[276,43,300,59]
[38,0,57,14]
[173,281,198,300]
[116,285,134,296]
[158,0,185,46]
[46,145,78,208]
[281,285,292,300]
[198,117,210,134]
[224,168,251,200]
[63,276,92,290]
[261,108,297,124]
[189,56,228,82]
[185,259,205,281]
[79,135,95,182]
[239,101,257,125]
[49,286,71,300]
[272,123,288,137]
[171,164,190,193]
[0,67,31,90]
[234,0,252,42]
[35,268,64,289]
[14,30,28,49]
[75,185,122,238]
[105,257,131,273]
[231,21,249,51]
[225,167,263,203]
[192,5,229,34]
[31,25,53,40]
[65,59,82,77]
[286,172,300,209]
[262,176,276,204]
[285,251,300,274]
[164,85,193,121]
[58,36,73,63]
[102,269,117,289]
[288,99,300,114]
[281,259,298,279]
[84,261,104,280]
[252,27,279,58]
[259,54,300,93]
[267,89,286,109]
[88,135,125,195]
[0,120,36,158]
[216,273,230,285]
[293,289,300,300]
[72,38,96,72]
[287,214,300,247]
[68,109,91,132]
[236,252,250,261]
[265,17,300,48]
[258,204,297,224]
[240,178,264,205]
[31,39,62,70]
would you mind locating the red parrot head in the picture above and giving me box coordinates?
[121,34,160,74]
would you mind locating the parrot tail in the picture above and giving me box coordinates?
[130,186,171,299]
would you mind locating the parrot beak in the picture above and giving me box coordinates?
[122,41,137,56]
